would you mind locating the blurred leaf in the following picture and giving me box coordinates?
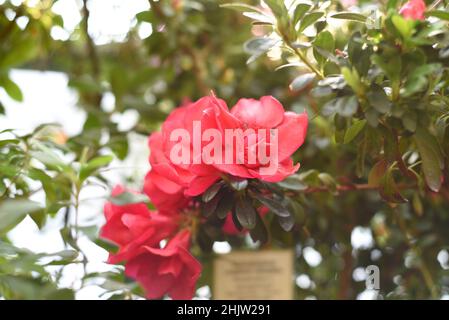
[235,197,256,229]
[331,12,367,22]
[298,12,324,33]
[109,192,149,205]
[0,76,23,102]
[289,73,316,91]
[249,212,269,243]
[0,199,43,235]
[344,119,366,144]
[425,10,449,21]
[80,155,113,182]
[254,193,290,217]
[414,127,444,192]
[313,31,334,67]
[277,175,308,191]
[292,3,311,26]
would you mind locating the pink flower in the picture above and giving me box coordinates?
[100,185,179,263]
[100,185,152,246]
[124,230,202,300]
[214,96,308,183]
[399,0,426,20]
[144,95,308,205]
[340,0,358,8]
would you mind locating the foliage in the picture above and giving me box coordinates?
[1,0,449,299]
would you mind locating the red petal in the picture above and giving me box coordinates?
[277,111,308,162]
[231,96,284,128]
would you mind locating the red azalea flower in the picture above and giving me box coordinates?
[100,185,179,263]
[144,95,308,206]
[124,230,202,300]
[213,96,308,183]
[399,0,426,20]
[100,185,152,246]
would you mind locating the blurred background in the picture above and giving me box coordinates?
[1,0,449,300]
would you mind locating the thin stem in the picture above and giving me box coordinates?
[395,210,439,299]
[430,0,444,10]
[282,35,324,79]
[293,183,416,195]
[293,46,324,80]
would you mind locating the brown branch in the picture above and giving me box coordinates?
[148,0,164,20]
[297,183,416,195]
[0,6,23,44]
[82,0,100,80]
[148,0,209,95]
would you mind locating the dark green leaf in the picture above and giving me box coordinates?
[344,119,366,144]
[235,197,256,229]
[331,12,367,22]
[0,199,43,235]
[414,127,444,192]
[298,12,324,33]
[289,73,316,91]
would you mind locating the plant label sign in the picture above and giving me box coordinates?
[213,249,294,300]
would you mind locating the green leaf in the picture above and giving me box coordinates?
[235,197,256,229]
[318,172,337,193]
[244,37,278,64]
[277,175,308,191]
[214,190,234,219]
[263,0,288,18]
[298,12,324,33]
[109,192,149,206]
[254,193,290,217]
[331,12,367,22]
[313,31,335,67]
[30,142,69,171]
[391,15,413,39]
[368,159,388,187]
[337,95,358,117]
[402,112,417,132]
[277,213,295,232]
[414,127,444,192]
[136,11,154,23]
[425,10,449,21]
[230,179,248,191]
[80,155,113,182]
[289,73,316,91]
[367,86,391,114]
[249,212,269,244]
[202,182,223,203]
[292,3,311,26]
[342,67,362,96]
[344,119,366,144]
[0,199,43,235]
[1,77,23,102]
[379,166,407,203]
[220,3,265,14]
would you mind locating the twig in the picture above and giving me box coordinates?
[395,210,439,299]
[297,183,416,195]
[82,0,101,81]
[0,6,23,44]
[430,0,444,10]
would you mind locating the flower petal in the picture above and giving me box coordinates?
[231,96,284,128]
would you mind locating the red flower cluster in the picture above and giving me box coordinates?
[144,95,308,208]
[100,186,201,300]
[101,95,308,299]
[399,0,426,20]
